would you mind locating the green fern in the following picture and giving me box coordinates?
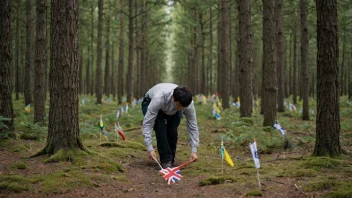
[0,115,11,130]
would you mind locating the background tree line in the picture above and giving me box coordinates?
[0,0,349,157]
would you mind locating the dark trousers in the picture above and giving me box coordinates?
[142,97,181,163]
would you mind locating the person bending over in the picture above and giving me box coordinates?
[141,83,199,168]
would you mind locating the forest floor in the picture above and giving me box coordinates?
[1,96,352,198]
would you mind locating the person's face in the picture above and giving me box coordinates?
[173,97,185,111]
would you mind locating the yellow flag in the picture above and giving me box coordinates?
[224,148,234,167]
[25,104,31,113]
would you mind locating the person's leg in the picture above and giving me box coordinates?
[166,111,182,165]
[154,110,173,165]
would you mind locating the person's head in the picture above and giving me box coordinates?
[172,86,193,111]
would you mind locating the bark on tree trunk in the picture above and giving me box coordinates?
[24,0,34,106]
[96,0,103,104]
[118,0,125,105]
[0,0,14,132]
[104,14,111,97]
[209,7,213,95]
[300,0,310,120]
[219,0,230,109]
[238,0,253,117]
[276,0,285,112]
[293,20,297,105]
[15,0,21,101]
[313,0,342,157]
[126,0,134,103]
[34,0,47,124]
[34,0,87,158]
[262,0,277,126]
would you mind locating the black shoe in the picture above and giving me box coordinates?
[161,161,172,169]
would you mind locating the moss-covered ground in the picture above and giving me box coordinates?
[0,95,351,197]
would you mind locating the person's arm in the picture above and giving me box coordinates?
[183,102,199,155]
[142,98,162,152]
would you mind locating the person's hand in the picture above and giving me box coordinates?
[190,152,198,162]
[148,150,156,161]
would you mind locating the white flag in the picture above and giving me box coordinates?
[250,142,260,168]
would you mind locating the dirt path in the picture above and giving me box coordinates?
[1,148,312,198]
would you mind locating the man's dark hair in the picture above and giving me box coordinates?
[173,86,193,107]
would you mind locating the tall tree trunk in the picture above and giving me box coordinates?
[88,0,94,95]
[104,13,111,97]
[238,0,253,117]
[140,0,147,96]
[34,0,47,124]
[313,0,342,157]
[79,47,83,94]
[24,0,34,106]
[15,0,21,100]
[190,5,198,93]
[262,0,277,126]
[134,0,140,98]
[86,45,90,95]
[35,0,85,156]
[96,0,103,104]
[85,45,92,94]
[209,6,213,95]
[0,0,14,132]
[117,0,125,105]
[217,0,221,95]
[288,32,292,97]
[276,0,284,112]
[293,20,297,105]
[340,26,346,96]
[300,0,309,120]
[199,12,206,95]
[219,0,230,109]
[111,45,116,98]
[126,0,134,103]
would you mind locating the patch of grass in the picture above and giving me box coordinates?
[99,141,146,151]
[9,161,28,170]
[199,176,235,186]
[0,175,31,192]
[301,157,352,171]
[12,144,31,153]
[303,179,352,193]
[245,190,262,197]
[82,154,124,173]
[304,180,338,192]
[95,162,122,173]
[323,189,352,198]
[20,133,38,140]
[44,148,89,164]
[34,170,93,193]
[112,175,129,182]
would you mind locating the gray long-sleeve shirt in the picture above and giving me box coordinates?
[142,83,199,153]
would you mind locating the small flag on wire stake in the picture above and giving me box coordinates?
[152,157,195,185]
[250,139,261,190]
[25,104,31,113]
[273,120,286,137]
[99,115,108,141]
[115,122,126,141]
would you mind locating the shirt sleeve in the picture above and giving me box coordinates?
[142,98,162,152]
[183,101,199,153]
